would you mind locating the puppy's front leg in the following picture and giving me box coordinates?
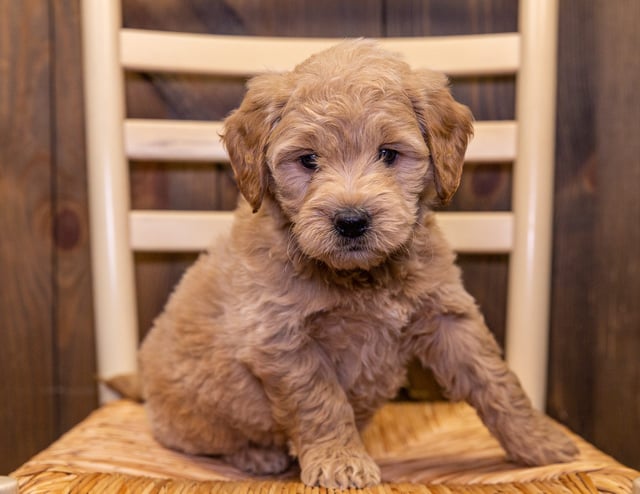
[244,339,380,488]
[413,291,579,465]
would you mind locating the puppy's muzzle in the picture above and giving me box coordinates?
[333,208,371,239]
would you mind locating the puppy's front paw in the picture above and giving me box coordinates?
[502,412,579,466]
[300,447,381,488]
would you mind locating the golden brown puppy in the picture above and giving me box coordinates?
[139,40,578,488]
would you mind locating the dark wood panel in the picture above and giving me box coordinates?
[50,0,99,433]
[135,252,199,340]
[591,0,640,469]
[384,0,518,36]
[123,0,384,37]
[0,0,56,473]
[547,0,598,441]
[548,0,640,470]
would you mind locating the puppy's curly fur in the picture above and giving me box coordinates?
[139,40,578,488]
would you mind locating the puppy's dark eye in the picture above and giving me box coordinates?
[299,153,319,170]
[378,148,398,166]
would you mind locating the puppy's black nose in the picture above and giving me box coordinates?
[333,208,371,238]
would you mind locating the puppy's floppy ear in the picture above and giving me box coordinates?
[221,73,290,212]
[406,69,474,205]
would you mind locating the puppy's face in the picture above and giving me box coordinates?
[268,81,430,271]
[223,40,473,271]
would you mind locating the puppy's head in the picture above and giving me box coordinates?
[222,40,473,271]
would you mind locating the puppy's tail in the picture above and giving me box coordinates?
[101,373,144,402]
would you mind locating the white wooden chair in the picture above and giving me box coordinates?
[9,1,639,492]
[84,0,554,409]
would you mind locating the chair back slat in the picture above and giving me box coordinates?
[124,119,517,164]
[129,211,514,254]
[121,29,520,77]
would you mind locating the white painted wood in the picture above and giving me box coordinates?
[125,120,227,162]
[81,0,139,403]
[0,476,18,494]
[125,119,516,163]
[129,211,232,251]
[437,212,514,254]
[632,477,640,494]
[466,121,517,163]
[505,0,559,410]
[120,30,520,77]
[129,210,513,254]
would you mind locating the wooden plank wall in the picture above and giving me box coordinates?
[548,0,640,466]
[0,0,57,471]
[1,0,638,475]
[1,0,97,471]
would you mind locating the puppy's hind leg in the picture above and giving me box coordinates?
[224,445,292,475]
[146,399,241,456]
[146,396,292,475]
[413,300,578,465]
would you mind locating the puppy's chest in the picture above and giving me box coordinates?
[305,295,413,391]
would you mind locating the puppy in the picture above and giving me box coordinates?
[139,39,578,488]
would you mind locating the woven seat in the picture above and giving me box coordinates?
[12,400,638,493]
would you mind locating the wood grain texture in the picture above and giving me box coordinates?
[547,0,640,469]
[547,0,598,443]
[591,0,640,468]
[50,0,99,435]
[0,0,56,472]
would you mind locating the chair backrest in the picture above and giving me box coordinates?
[81,0,558,408]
